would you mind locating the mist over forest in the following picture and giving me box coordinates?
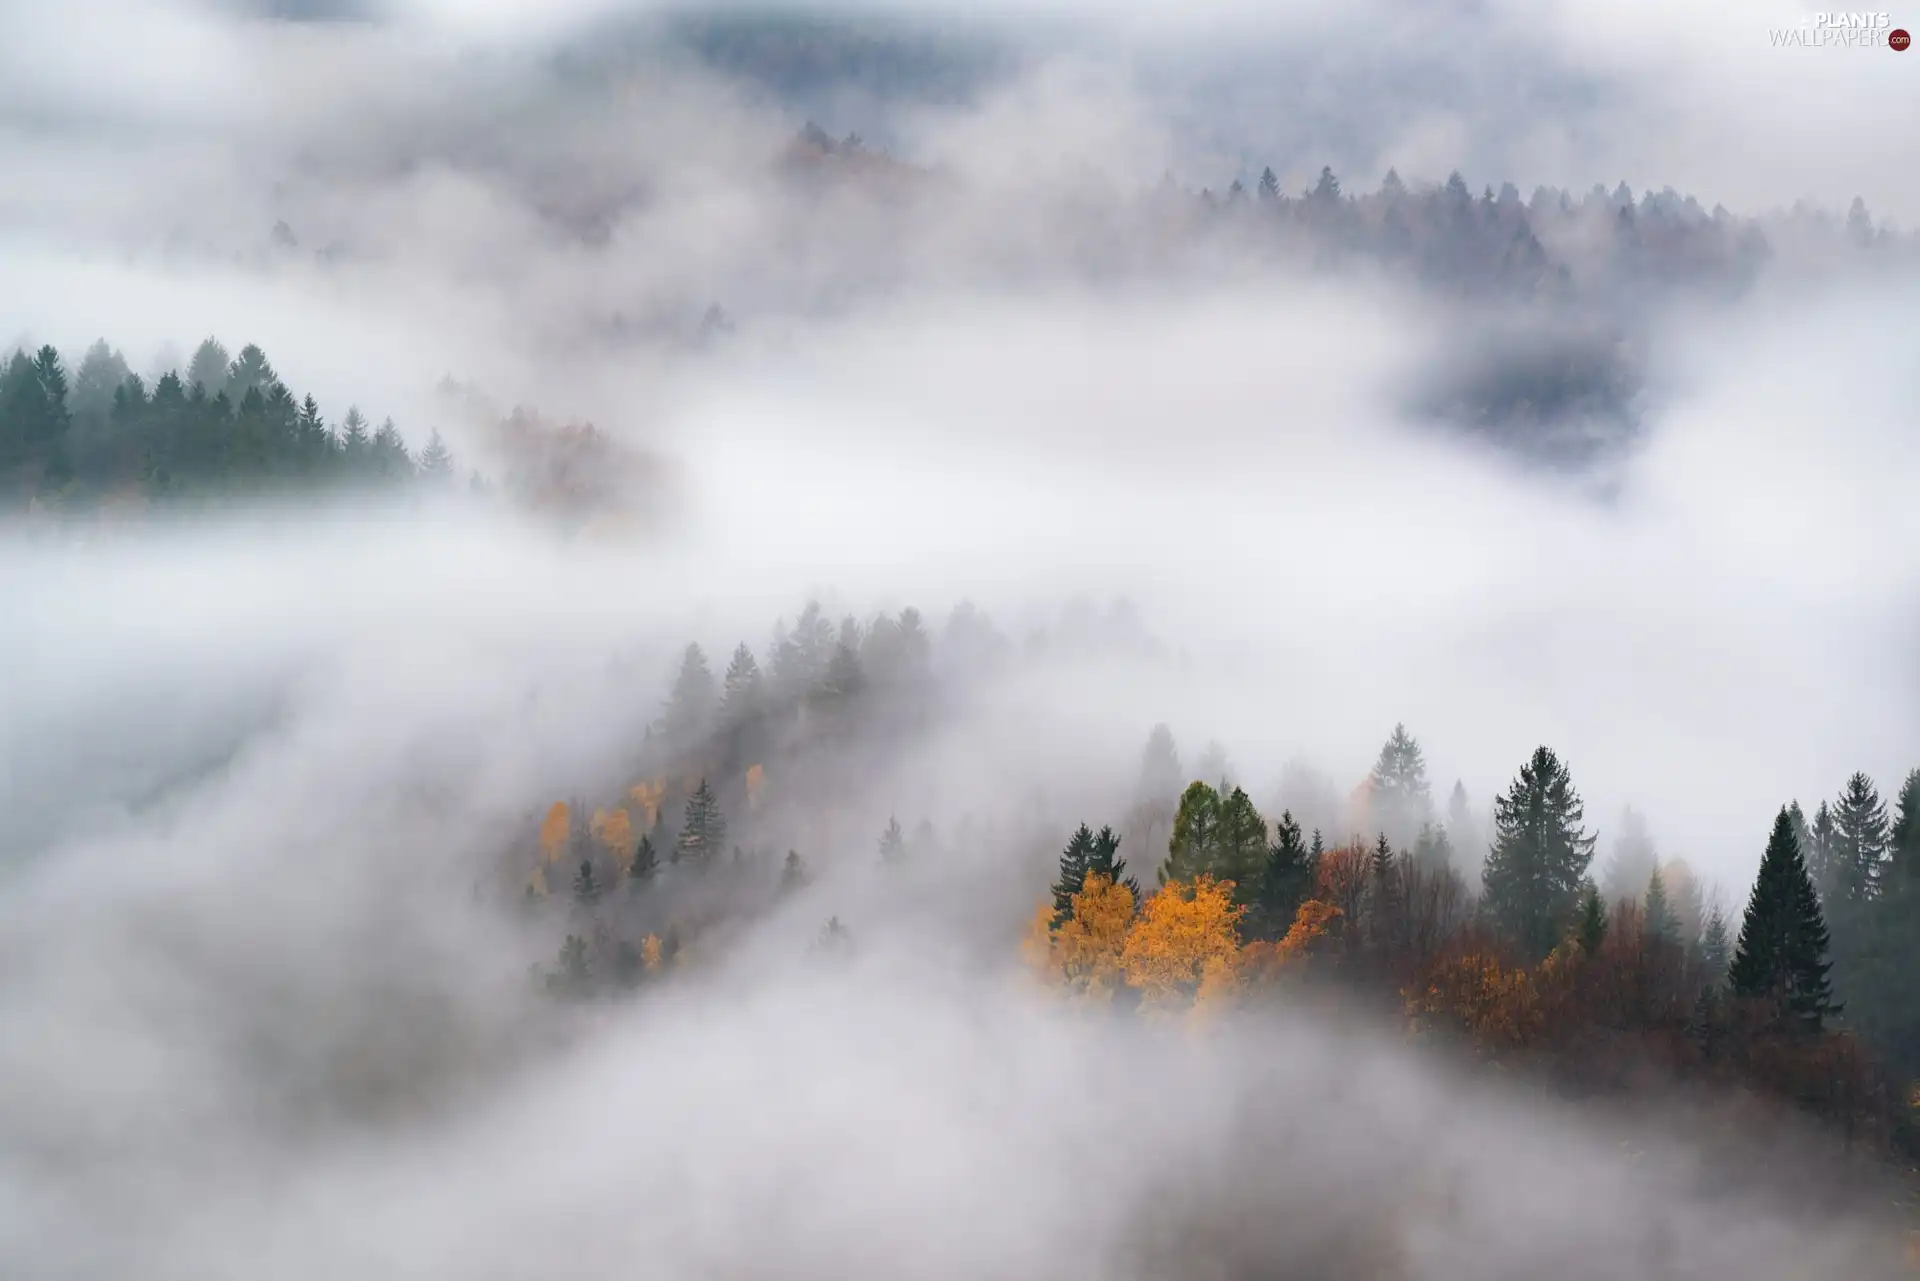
[2,2,1919,1279]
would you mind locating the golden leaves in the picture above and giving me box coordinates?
[1026,875,1137,1005]
[629,780,665,826]
[592,808,634,867]
[538,802,571,863]
[1120,875,1245,1013]
[641,934,663,971]
[745,764,767,809]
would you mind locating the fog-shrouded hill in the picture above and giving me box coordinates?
[4,3,1920,1280]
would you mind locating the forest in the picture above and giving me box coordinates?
[512,599,1920,1165]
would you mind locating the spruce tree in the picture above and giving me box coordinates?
[877,817,908,867]
[1410,822,1454,874]
[1807,801,1837,900]
[779,850,809,895]
[1051,824,1096,927]
[1699,904,1732,986]
[1729,808,1837,1030]
[1368,833,1404,954]
[1083,825,1137,900]
[675,780,726,865]
[1445,782,1480,868]
[1215,786,1268,897]
[1601,806,1659,905]
[1366,723,1432,848]
[417,429,454,481]
[661,644,718,751]
[1575,886,1608,956]
[629,834,658,894]
[572,858,601,906]
[719,643,763,729]
[1891,768,1920,882]
[1643,866,1675,944]
[1161,781,1222,885]
[1829,772,1890,906]
[1481,746,1598,961]
[1251,810,1315,941]
[1258,166,1280,202]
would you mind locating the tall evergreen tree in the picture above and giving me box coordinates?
[1699,904,1732,986]
[674,780,726,865]
[629,833,659,895]
[1481,746,1598,961]
[1161,781,1222,885]
[1249,809,1315,941]
[661,644,718,751]
[1368,833,1404,954]
[1601,806,1659,905]
[1051,824,1097,927]
[1083,825,1135,900]
[1891,767,1920,881]
[1643,865,1676,944]
[1258,166,1280,202]
[719,643,763,728]
[1806,801,1837,900]
[1729,808,1837,1030]
[1410,822,1454,874]
[779,850,809,895]
[1575,886,1608,956]
[1366,723,1432,848]
[1445,781,1480,869]
[416,429,454,481]
[187,338,230,395]
[1829,772,1890,906]
[572,859,602,907]
[877,817,908,867]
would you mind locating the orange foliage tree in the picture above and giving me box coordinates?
[1121,876,1246,1013]
[539,801,571,864]
[1025,873,1137,1004]
[592,808,634,869]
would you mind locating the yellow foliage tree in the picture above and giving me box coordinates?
[745,764,767,809]
[629,780,665,827]
[1406,950,1542,1052]
[592,808,634,868]
[539,801,571,864]
[642,934,663,972]
[1121,875,1245,1013]
[1241,898,1343,988]
[1024,874,1138,1006]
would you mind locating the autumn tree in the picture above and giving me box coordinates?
[1036,873,1138,1003]
[1481,746,1597,961]
[1730,808,1837,1031]
[1121,876,1246,1012]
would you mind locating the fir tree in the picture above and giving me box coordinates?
[1699,904,1732,986]
[675,780,726,865]
[719,643,763,728]
[1445,781,1480,867]
[1051,824,1097,927]
[1481,746,1598,961]
[1575,886,1608,956]
[1368,833,1404,954]
[1829,772,1890,906]
[1366,723,1432,848]
[1601,806,1659,904]
[779,850,809,895]
[1083,825,1136,900]
[572,858,602,906]
[877,817,908,867]
[629,834,658,894]
[1643,865,1675,944]
[552,935,591,998]
[1806,801,1837,899]
[1162,781,1222,885]
[1729,808,1837,1030]
[1258,166,1280,202]
[1892,768,1920,870]
[661,644,718,751]
[1250,810,1315,941]
[1410,822,1454,874]
[416,429,454,481]
[1136,724,1183,805]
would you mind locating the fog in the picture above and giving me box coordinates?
[2,1,1918,1278]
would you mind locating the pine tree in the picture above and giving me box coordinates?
[187,337,230,395]
[1368,833,1404,954]
[1162,781,1222,885]
[1829,772,1890,906]
[1366,723,1432,847]
[1601,806,1659,904]
[1807,801,1837,899]
[1644,866,1675,944]
[1481,746,1598,961]
[1258,166,1280,202]
[1699,904,1732,986]
[553,935,591,998]
[1136,724,1183,805]
[1892,768,1920,885]
[572,858,601,906]
[1083,825,1136,900]
[1445,781,1480,867]
[1051,824,1096,927]
[719,643,762,728]
[1730,808,1837,1030]
[1410,822,1454,874]
[779,850,809,895]
[675,780,726,865]
[1575,886,1608,956]
[416,429,454,481]
[877,817,908,867]
[629,834,658,894]
[1250,810,1315,941]
[661,644,718,751]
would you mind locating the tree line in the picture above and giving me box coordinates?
[0,337,457,509]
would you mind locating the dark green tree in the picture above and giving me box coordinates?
[1699,903,1732,986]
[1729,808,1837,1030]
[1258,166,1280,202]
[661,644,718,751]
[1083,825,1136,900]
[1891,768,1920,881]
[1644,865,1675,944]
[1051,824,1096,927]
[1829,772,1889,906]
[1161,781,1221,885]
[1410,821,1454,875]
[572,858,602,906]
[1367,833,1404,955]
[1249,810,1315,941]
[1575,886,1608,956]
[674,780,726,865]
[629,834,659,894]
[779,850,809,895]
[1481,746,1598,961]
